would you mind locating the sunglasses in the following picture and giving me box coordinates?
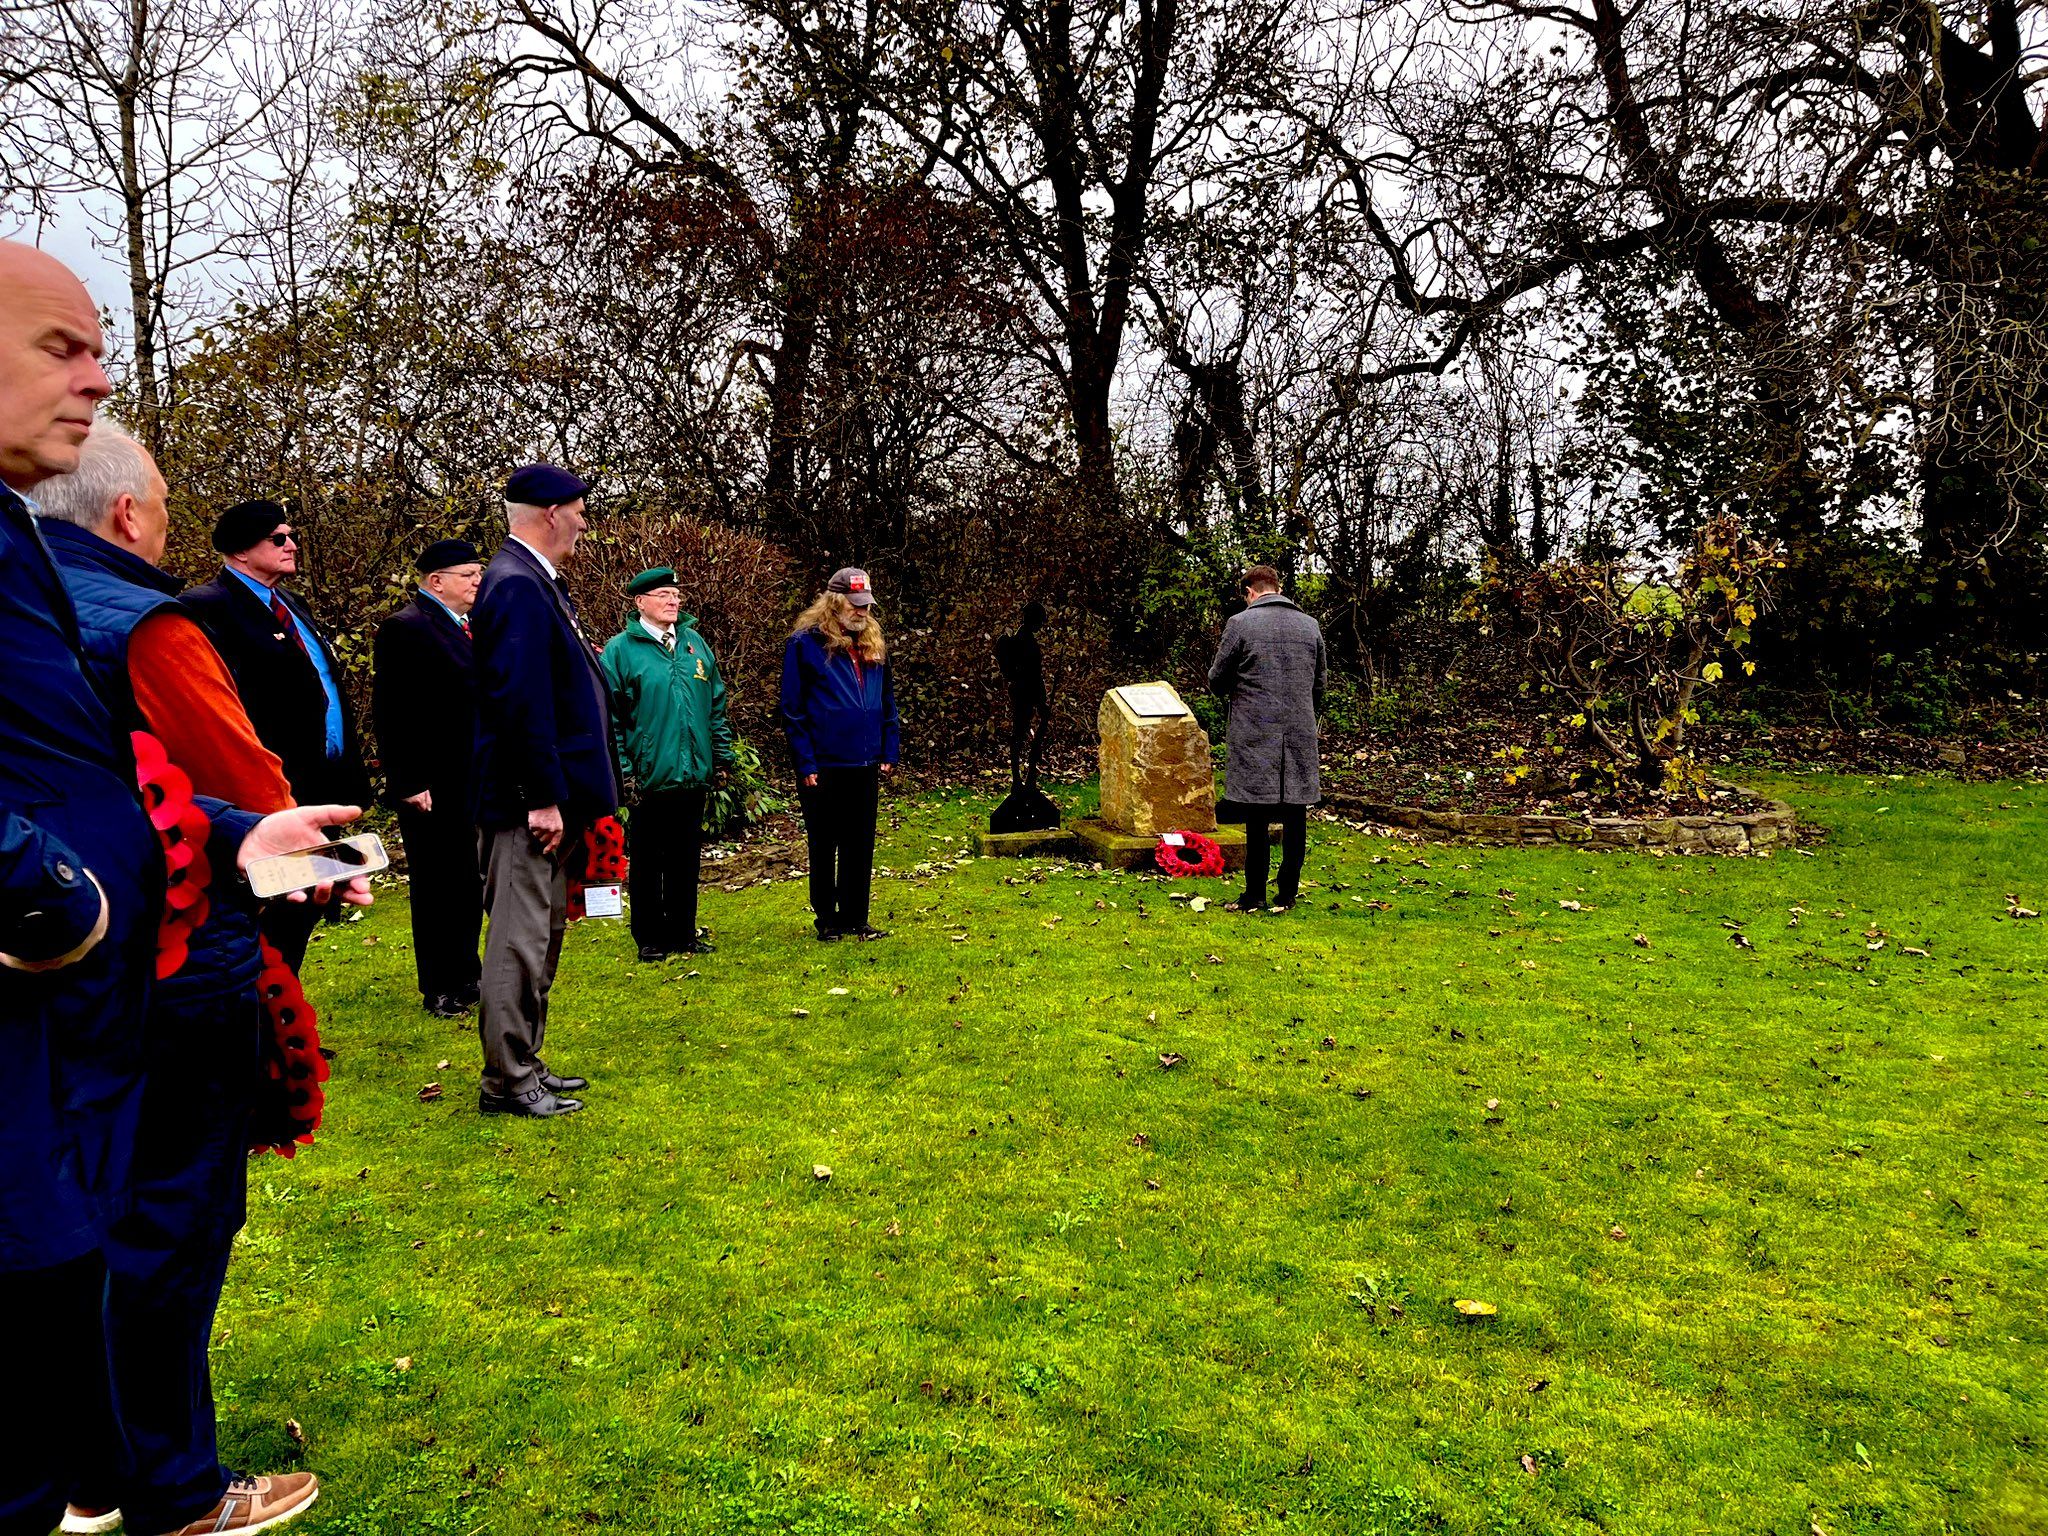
[264,530,299,548]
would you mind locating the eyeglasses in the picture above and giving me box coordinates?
[265,531,299,547]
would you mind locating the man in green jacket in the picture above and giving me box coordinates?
[601,567,735,961]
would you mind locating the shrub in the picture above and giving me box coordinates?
[1472,513,1784,795]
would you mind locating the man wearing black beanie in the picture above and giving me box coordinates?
[182,500,371,970]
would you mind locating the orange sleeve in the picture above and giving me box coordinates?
[129,610,296,813]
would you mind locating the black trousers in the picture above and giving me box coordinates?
[71,995,258,1532]
[397,802,484,1000]
[799,766,879,930]
[257,898,321,974]
[1243,803,1309,906]
[0,1252,106,1536]
[629,787,706,953]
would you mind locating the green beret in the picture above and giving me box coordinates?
[626,566,679,596]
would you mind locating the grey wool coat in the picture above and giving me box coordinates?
[1207,594,1327,806]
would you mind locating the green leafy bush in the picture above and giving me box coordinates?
[704,736,789,836]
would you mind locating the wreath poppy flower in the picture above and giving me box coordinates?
[1154,830,1225,879]
[567,815,630,921]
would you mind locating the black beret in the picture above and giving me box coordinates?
[415,538,482,574]
[626,566,679,596]
[212,499,289,554]
[504,463,589,507]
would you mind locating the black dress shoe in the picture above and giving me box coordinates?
[814,922,841,942]
[539,1070,588,1093]
[846,923,889,941]
[424,993,468,1019]
[637,945,668,963]
[677,937,715,955]
[479,1087,583,1117]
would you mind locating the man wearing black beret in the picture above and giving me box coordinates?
[182,499,371,970]
[373,539,485,1017]
[469,464,618,1117]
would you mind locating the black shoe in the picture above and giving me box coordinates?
[539,1069,588,1093]
[637,945,668,963]
[424,993,468,1019]
[846,923,889,941]
[479,1087,583,1117]
[1227,893,1266,913]
[814,922,841,942]
[455,981,481,1007]
[677,936,715,955]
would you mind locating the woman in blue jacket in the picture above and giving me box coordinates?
[779,568,899,940]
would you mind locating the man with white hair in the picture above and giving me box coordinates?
[37,420,332,1534]
[36,422,292,812]
[468,463,619,1118]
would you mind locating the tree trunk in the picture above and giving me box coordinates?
[117,0,160,444]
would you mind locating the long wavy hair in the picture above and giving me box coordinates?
[793,590,885,663]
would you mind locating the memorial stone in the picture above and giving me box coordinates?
[1097,681,1217,836]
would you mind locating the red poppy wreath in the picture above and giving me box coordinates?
[1153,830,1225,879]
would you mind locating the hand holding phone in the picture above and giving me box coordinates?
[239,805,379,907]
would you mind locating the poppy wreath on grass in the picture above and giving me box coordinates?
[131,731,214,980]
[249,936,329,1157]
[1154,830,1226,879]
[567,815,629,922]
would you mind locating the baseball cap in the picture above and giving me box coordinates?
[827,567,875,607]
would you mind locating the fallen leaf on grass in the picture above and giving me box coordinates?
[827,986,850,996]
[1632,933,1649,947]
[884,1220,901,1237]
[1485,1098,1501,1112]
[1903,946,1929,957]
[1144,1178,1161,1190]
[1188,896,1209,913]
[417,1082,443,1103]
[285,1418,305,1445]
[1158,1053,1186,1070]
[1130,1132,1151,1146]
[436,1058,450,1071]
[393,1356,412,1372]
[791,1008,810,1017]
[1730,932,1755,950]
[1453,1299,1497,1319]
[1609,1224,1628,1241]
[1557,899,1583,911]
[1521,1454,1539,1476]
[812,1165,832,1181]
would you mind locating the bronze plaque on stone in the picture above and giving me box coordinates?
[1113,683,1189,718]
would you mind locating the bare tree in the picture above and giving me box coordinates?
[0,0,307,441]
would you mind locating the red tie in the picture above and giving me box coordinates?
[271,593,310,658]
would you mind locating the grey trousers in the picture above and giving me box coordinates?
[478,825,568,1099]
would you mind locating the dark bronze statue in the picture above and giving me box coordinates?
[990,602,1060,832]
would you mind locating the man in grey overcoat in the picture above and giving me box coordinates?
[1208,564,1327,911]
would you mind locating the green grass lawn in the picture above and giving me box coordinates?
[215,774,2047,1536]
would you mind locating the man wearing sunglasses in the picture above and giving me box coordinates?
[183,501,371,968]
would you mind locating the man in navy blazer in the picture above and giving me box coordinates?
[470,464,620,1118]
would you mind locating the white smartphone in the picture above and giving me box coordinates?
[245,833,390,899]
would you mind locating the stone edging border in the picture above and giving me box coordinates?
[1323,781,1798,853]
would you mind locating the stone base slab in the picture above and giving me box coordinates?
[1068,817,1248,873]
[971,826,1084,859]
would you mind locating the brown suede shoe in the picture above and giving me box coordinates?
[153,1473,318,1535]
